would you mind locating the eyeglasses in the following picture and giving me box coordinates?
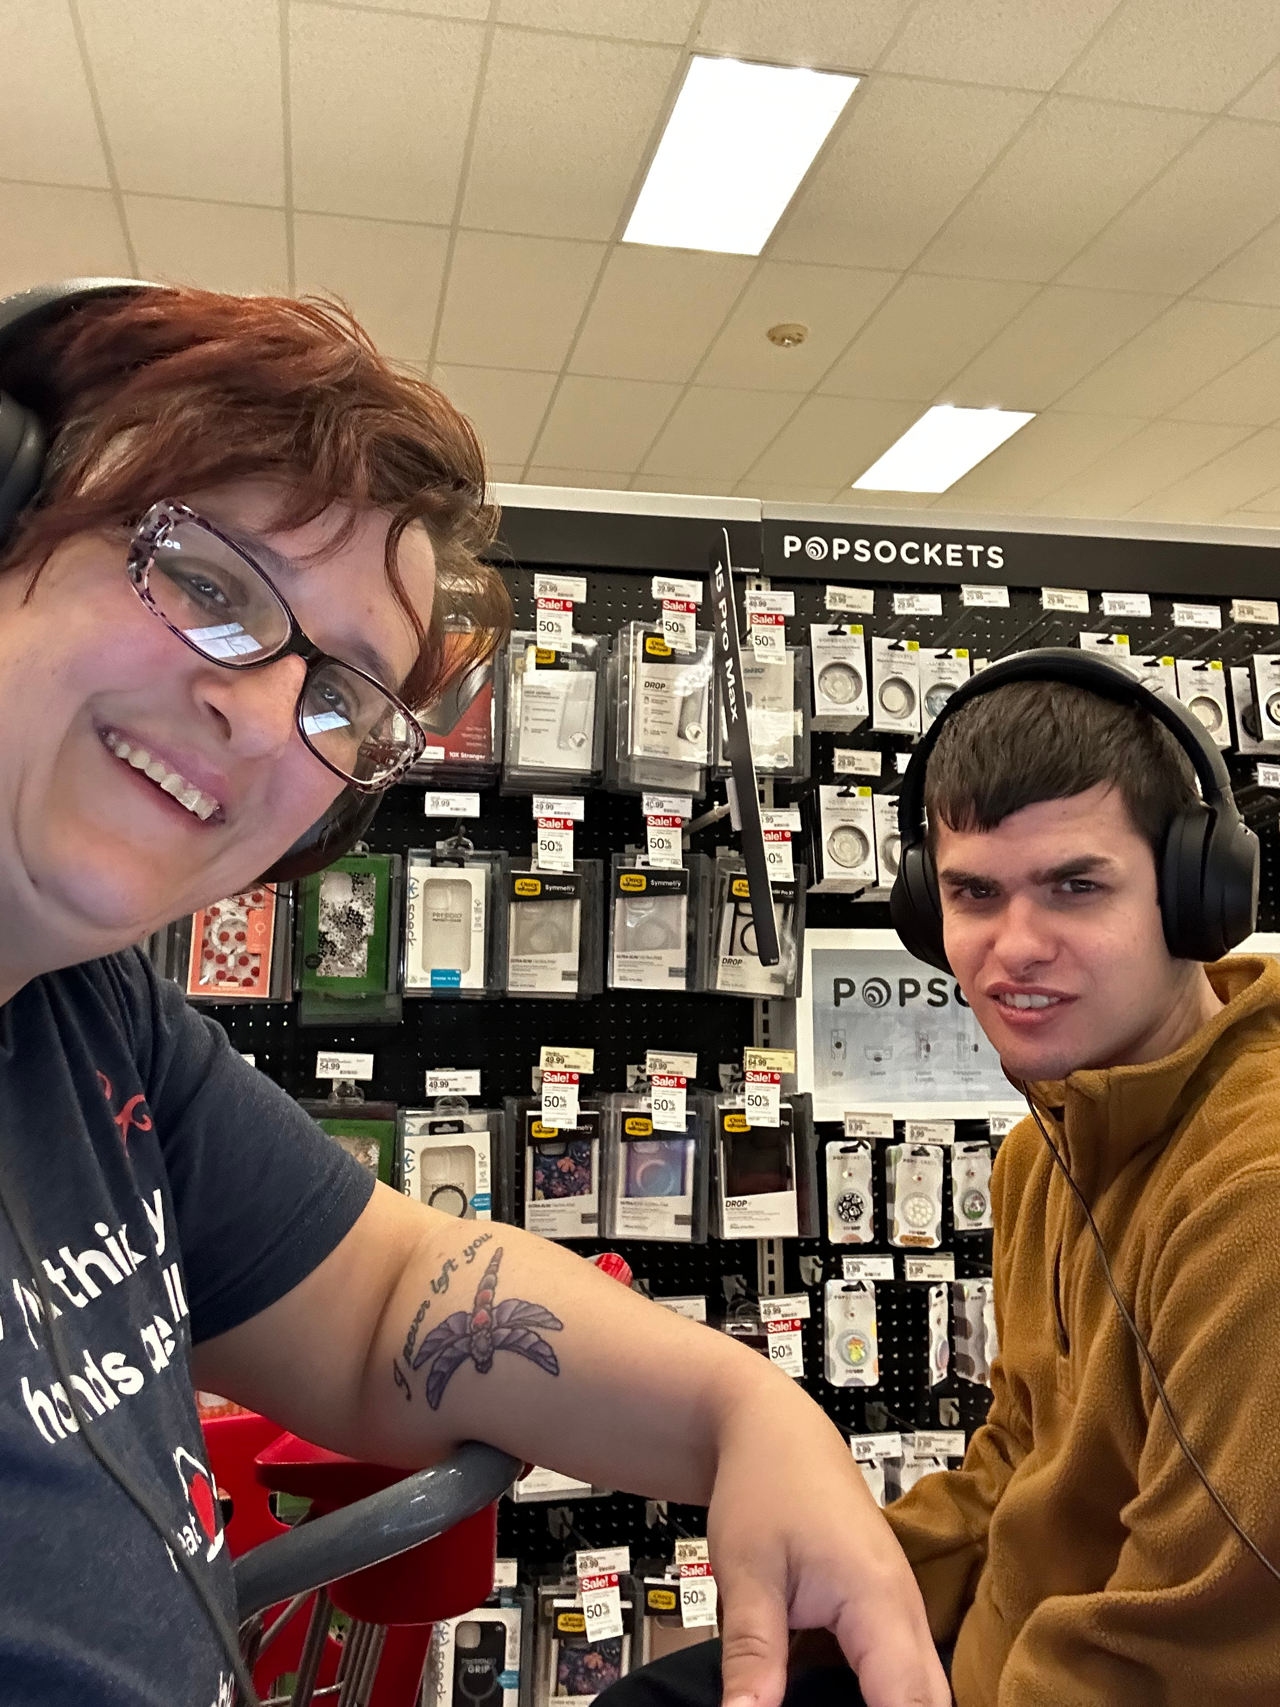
[126,500,426,792]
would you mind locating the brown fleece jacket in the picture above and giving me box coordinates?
[883,955,1280,1706]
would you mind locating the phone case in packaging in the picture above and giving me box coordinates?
[608,622,714,795]
[640,1574,717,1664]
[823,1280,879,1387]
[1174,657,1230,749]
[851,1434,902,1508]
[503,634,606,791]
[296,853,403,1026]
[812,787,878,892]
[952,1140,993,1233]
[1129,655,1178,700]
[918,648,971,730]
[405,848,507,995]
[871,638,921,735]
[426,1600,528,1707]
[609,855,708,992]
[299,1090,400,1188]
[401,1107,497,1219]
[712,1094,817,1239]
[602,1092,710,1242]
[710,857,804,999]
[871,793,902,889]
[953,1278,998,1386]
[407,628,499,785]
[716,647,810,779]
[506,861,602,999]
[886,1143,945,1249]
[511,1099,602,1240]
[535,1580,638,1707]
[810,623,869,729]
[825,1140,874,1244]
[927,1282,951,1387]
[180,882,294,1001]
[1229,664,1280,753]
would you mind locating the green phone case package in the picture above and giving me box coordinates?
[295,852,403,1026]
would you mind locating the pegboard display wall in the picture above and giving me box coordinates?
[200,517,1280,1575]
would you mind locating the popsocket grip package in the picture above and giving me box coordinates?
[952,1140,993,1233]
[810,623,869,729]
[1228,664,1280,754]
[181,883,293,1001]
[872,792,902,889]
[917,648,971,731]
[1251,654,1280,745]
[601,1091,710,1241]
[812,786,878,892]
[1174,656,1230,749]
[825,1139,874,1244]
[502,634,607,792]
[823,1279,879,1387]
[886,1143,944,1249]
[927,1282,951,1388]
[607,622,714,795]
[871,637,921,736]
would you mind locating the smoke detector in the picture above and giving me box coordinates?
[766,322,809,347]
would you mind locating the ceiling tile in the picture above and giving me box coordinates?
[498,0,700,43]
[524,466,636,489]
[1032,419,1252,515]
[634,473,739,496]
[569,248,753,382]
[1193,218,1280,308]
[436,231,605,368]
[819,275,1037,402]
[294,215,449,358]
[78,0,283,202]
[941,412,1147,506]
[290,4,483,221]
[531,375,683,470]
[1168,336,1280,426]
[123,198,288,294]
[1222,510,1280,529]
[1060,120,1280,295]
[946,286,1171,411]
[462,30,679,240]
[320,0,489,15]
[695,0,917,73]
[641,387,803,482]
[696,262,897,392]
[773,78,1040,270]
[1054,299,1280,416]
[0,0,108,187]
[881,0,1120,90]
[1058,0,1280,113]
[0,181,130,295]
[1232,60,1280,121]
[739,481,848,504]
[432,365,558,465]
[1125,429,1280,520]
[916,99,1203,283]
[747,395,922,488]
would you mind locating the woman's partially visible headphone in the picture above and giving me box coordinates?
[0,277,396,882]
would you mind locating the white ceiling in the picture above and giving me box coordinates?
[7,0,1280,528]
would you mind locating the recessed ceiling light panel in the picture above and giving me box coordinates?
[852,405,1036,494]
[624,56,858,257]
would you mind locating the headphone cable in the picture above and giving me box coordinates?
[1017,1084,1280,1585]
[0,1154,261,1703]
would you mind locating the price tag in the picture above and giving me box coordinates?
[316,1051,374,1081]
[904,1255,956,1281]
[912,1430,966,1460]
[744,1070,781,1127]
[905,1119,955,1146]
[642,793,693,820]
[833,748,882,776]
[762,829,793,882]
[960,584,1009,608]
[748,611,786,658]
[532,795,586,821]
[843,1111,895,1140]
[424,1068,482,1098]
[541,1069,579,1130]
[535,597,574,650]
[646,815,684,868]
[744,589,795,617]
[896,750,913,773]
[842,1255,894,1280]
[646,1050,697,1078]
[825,585,875,615]
[652,576,703,605]
[1041,587,1089,613]
[1257,762,1280,789]
[535,574,588,604]
[759,1293,812,1321]
[535,817,574,872]
[1232,598,1280,625]
[743,1048,795,1073]
[988,1111,1021,1137]
[1173,602,1221,629]
[493,1558,519,1589]
[674,1539,718,1628]
[1101,591,1151,618]
[764,1318,804,1378]
[541,1046,594,1073]
[650,1073,687,1133]
[423,791,481,818]
[240,1052,256,1067]
[657,1295,707,1322]
[892,591,943,616]
[661,600,697,651]
[578,1575,624,1642]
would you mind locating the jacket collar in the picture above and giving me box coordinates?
[1020,956,1280,1199]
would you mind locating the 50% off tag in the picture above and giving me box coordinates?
[578,1573,624,1642]
[743,1069,781,1127]
[541,1069,579,1129]
[679,1561,718,1628]
[649,1072,687,1133]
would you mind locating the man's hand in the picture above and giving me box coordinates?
[708,1383,951,1707]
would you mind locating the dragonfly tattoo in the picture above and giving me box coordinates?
[410,1247,563,1409]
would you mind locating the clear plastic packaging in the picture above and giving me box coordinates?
[425,1586,533,1707]
[608,852,709,993]
[502,633,607,792]
[601,1091,711,1242]
[407,626,500,786]
[711,1093,817,1239]
[715,646,810,780]
[295,853,403,1026]
[534,1578,638,1707]
[299,1083,400,1187]
[886,1142,945,1249]
[825,1139,874,1244]
[607,622,714,795]
[810,786,878,892]
[404,844,507,996]
[823,1279,879,1387]
[953,1278,999,1386]
[951,1140,994,1234]
[871,792,902,889]
[708,853,805,1000]
[917,648,971,731]
[639,1571,717,1664]
[173,881,294,1002]
[400,1104,499,1220]
[506,1097,603,1241]
[871,637,921,736]
[810,623,869,729]
[505,860,603,1000]
[1174,657,1230,749]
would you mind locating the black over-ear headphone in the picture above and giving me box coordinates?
[0,279,384,882]
[889,646,1259,973]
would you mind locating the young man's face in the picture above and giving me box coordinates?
[936,782,1206,1081]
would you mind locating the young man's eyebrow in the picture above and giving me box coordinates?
[1029,854,1116,885]
[936,866,993,888]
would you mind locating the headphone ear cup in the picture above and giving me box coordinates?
[1160,808,1208,960]
[0,391,47,548]
[890,842,951,973]
[256,788,383,884]
[1194,811,1260,960]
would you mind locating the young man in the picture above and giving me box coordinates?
[610,672,1280,1707]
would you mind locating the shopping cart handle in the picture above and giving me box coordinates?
[234,1440,521,1621]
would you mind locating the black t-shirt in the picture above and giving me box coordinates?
[0,947,374,1705]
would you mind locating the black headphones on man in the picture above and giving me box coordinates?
[890,647,1260,971]
[0,278,390,882]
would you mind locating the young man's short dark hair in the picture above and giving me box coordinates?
[924,679,1199,854]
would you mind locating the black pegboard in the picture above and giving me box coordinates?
[198,533,1280,1576]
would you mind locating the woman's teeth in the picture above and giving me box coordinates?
[1000,993,1061,1009]
[100,730,221,823]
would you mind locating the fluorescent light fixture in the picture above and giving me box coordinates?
[624,56,858,256]
[853,405,1036,493]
